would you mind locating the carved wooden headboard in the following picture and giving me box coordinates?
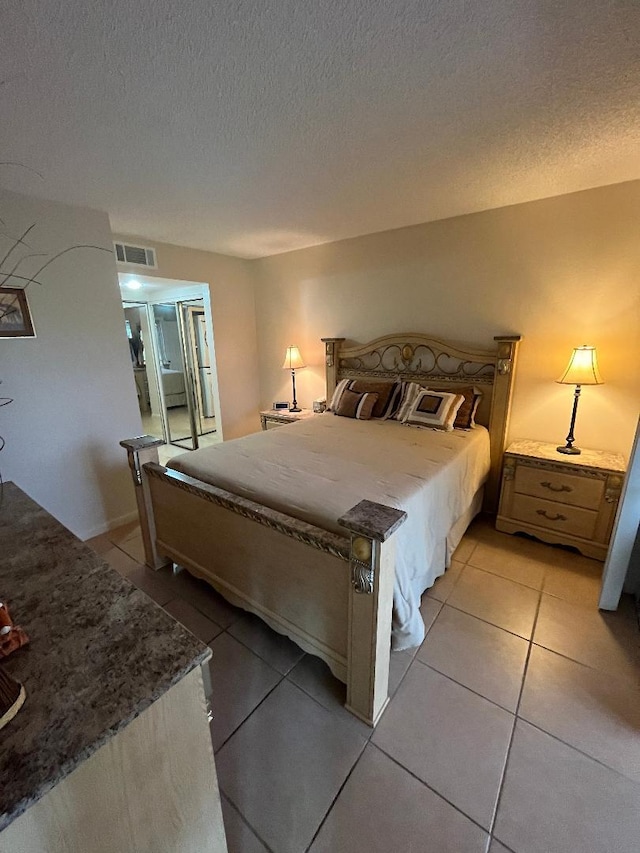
[321,333,522,511]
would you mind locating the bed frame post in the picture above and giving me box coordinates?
[321,337,345,402]
[120,436,172,571]
[486,335,522,511]
[339,500,407,727]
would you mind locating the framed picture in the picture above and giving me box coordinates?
[0,287,36,338]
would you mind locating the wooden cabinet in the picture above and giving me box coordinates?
[260,408,315,430]
[496,440,626,560]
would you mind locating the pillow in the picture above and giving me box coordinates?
[328,378,351,412]
[334,388,379,420]
[429,386,483,430]
[394,381,422,422]
[401,389,465,431]
[347,379,401,419]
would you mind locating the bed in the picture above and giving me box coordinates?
[160,367,187,408]
[122,332,521,726]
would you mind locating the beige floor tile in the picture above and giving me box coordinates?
[216,680,366,853]
[534,594,640,681]
[372,664,514,829]
[102,544,142,577]
[106,520,140,546]
[388,647,418,697]
[310,744,489,853]
[467,540,548,589]
[164,597,223,644]
[452,535,478,564]
[420,594,443,632]
[426,559,464,602]
[288,654,372,738]
[494,720,640,853]
[447,566,540,639]
[169,568,243,628]
[228,611,305,675]
[519,645,640,782]
[418,605,529,711]
[466,516,513,546]
[208,633,282,751]
[114,531,146,564]
[542,559,604,608]
[121,562,177,606]
[220,796,269,853]
[84,532,114,555]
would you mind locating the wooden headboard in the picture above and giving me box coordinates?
[321,333,522,512]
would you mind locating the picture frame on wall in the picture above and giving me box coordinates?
[0,287,36,338]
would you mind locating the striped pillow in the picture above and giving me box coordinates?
[347,379,401,419]
[402,389,465,431]
[394,381,422,422]
[328,378,352,412]
[334,388,379,420]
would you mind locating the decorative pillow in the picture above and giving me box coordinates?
[334,388,379,420]
[328,378,351,412]
[394,381,422,422]
[401,389,465,431]
[429,386,483,430]
[347,379,401,419]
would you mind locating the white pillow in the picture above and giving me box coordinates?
[401,389,466,432]
[394,381,422,422]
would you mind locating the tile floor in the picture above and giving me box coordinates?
[88,517,640,853]
[141,408,221,464]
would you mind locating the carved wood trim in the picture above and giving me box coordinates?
[144,463,351,562]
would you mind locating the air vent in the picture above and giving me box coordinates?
[114,242,157,268]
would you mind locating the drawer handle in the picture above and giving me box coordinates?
[540,481,572,493]
[536,509,567,522]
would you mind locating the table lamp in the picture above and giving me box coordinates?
[282,345,306,413]
[556,345,603,455]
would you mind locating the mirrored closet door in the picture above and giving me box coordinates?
[151,298,217,451]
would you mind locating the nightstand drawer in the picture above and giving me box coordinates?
[514,466,603,510]
[511,493,598,540]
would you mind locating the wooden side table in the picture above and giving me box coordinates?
[496,439,626,560]
[260,408,316,430]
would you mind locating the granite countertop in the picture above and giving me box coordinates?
[0,482,210,831]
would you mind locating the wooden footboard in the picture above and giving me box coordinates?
[121,437,407,727]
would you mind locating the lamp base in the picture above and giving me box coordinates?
[557,444,581,455]
[289,406,301,413]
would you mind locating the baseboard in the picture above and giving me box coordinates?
[80,509,139,542]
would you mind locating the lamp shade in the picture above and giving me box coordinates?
[282,345,306,370]
[556,345,603,386]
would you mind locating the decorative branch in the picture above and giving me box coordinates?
[0,223,36,272]
[0,252,47,288]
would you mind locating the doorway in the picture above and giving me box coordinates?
[120,274,222,460]
[152,299,218,451]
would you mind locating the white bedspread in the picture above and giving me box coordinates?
[168,414,490,649]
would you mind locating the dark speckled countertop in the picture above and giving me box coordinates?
[0,482,210,831]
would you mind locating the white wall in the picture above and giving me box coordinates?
[113,237,261,439]
[0,189,141,539]
[253,180,640,460]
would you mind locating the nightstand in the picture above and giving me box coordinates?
[496,440,626,560]
[260,408,316,430]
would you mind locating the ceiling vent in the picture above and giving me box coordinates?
[114,242,157,269]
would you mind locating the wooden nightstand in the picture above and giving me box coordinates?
[496,440,626,560]
[260,408,316,430]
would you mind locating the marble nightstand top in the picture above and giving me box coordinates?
[506,439,626,473]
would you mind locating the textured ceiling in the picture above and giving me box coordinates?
[2,0,639,258]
